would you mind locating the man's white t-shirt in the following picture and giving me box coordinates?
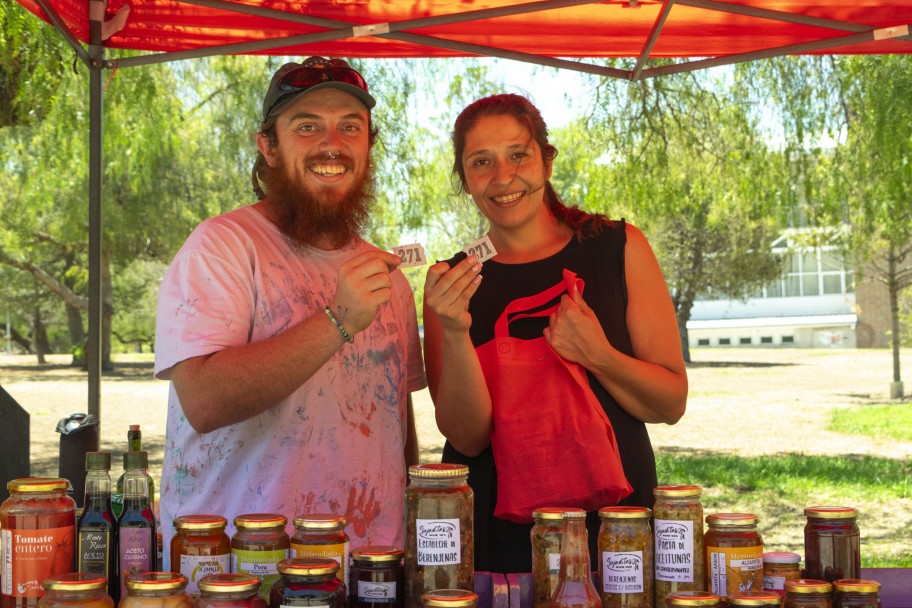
[154,205,426,567]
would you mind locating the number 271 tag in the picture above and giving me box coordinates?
[392,243,427,268]
[462,235,497,263]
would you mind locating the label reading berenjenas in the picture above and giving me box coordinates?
[601,551,644,594]
[654,519,695,583]
[416,518,461,566]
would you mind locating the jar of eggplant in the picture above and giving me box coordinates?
[598,506,653,608]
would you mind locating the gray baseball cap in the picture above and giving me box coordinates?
[261,56,376,122]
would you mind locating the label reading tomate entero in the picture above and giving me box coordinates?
[654,519,695,583]
[181,553,231,594]
[291,541,349,582]
[707,546,764,597]
[602,551,645,594]
[1,526,75,598]
[359,580,398,603]
[416,518,460,566]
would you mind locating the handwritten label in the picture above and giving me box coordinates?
[654,519,695,582]
[392,243,427,268]
[602,551,644,593]
[415,518,460,565]
[462,235,497,263]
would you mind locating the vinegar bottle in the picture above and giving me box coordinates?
[77,452,119,602]
[117,450,157,600]
[550,510,601,608]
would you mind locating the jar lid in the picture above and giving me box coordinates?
[727,591,783,606]
[352,545,404,562]
[785,579,833,594]
[234,513,288,529]
[706,512,757,526]
[85,451,112,471]
[421,588,479,608]
[197,573,260,594]
[532,507,572,520]
[409,463,469,479]
[654,484,702,497]
[599,506,652,519]
[833,578,881,593]
[277,557,340,576]
[665,590,720,606]
[43,573,108,592]
[763,551,801,564]
[174,514,228,530]
[125,572,189,592]
[6,477,69,493]
[804,506,857,519]
[123,450,149,469]
[292,513,347,529]
[561,509,587,519]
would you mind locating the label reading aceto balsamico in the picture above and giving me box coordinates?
[78,530,111,574]
[416,518,461,566]
[601,551,644,594]
[654,520,695,583]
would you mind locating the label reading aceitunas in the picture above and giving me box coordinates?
[416,518,460,565]
[601,551,645,594]
[654,519,695,582]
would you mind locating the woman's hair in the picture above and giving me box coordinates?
[451,93,610,239]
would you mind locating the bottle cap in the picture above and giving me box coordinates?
[123,450,149,469]
[85,451,112,471]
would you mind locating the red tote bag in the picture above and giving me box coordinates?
[476,269,632,523]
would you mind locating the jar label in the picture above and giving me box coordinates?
[232,548,288,574]
[1,526,75,598]
[358,580,398,602]
[291,541,349,582]
[654,519,695,583]
[78,528,112,576]
[601,551,644,594]
[415,518,461,566]
[548,552,560,574]
[707,546,764,597]
[119,527,154,599]
[180,553,232,594]
[763,574,786,591]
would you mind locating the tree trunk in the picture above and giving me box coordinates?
[8,326,32,352]
[101,247,114,371]
[32,307,50,364]
[887,247,903,397]
[66,303,86,368]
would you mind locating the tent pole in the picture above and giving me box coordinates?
[87,0,105,422]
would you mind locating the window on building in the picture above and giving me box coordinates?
[698,338,710,346]
[719,338,731,345]
[761,336,773,344]
[782,335,795,343]
[740,337,752,345]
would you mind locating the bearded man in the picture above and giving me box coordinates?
[154,57,426,570]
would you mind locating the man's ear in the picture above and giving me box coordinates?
[257,133,278,167]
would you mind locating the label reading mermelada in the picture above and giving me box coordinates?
[654,519,695,583]
[415,518,461,566]
[181,553,231,594]
[462,235,497,263]
[392,243,427,268]
[602,551,645,594]
[291,541,349,582]
[233,548,289,600]
[707,546,764,598]
[1,526,75,598]
[358,580,398,603]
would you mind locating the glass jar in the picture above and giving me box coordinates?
[653,485,705,608]
[195,574,266,608]
[171,515,231,595]
[530,507,568,608]
[803,507,860,583]
[404,464,474,608]
[763,552,801,601]
[728,591,783,607]
[704,513,764,600]
[231,513,290,600]
[597,506,653,608]
[420,589,478,608]
[36,573,113,608]
[120,572,193,608]
[271,557,346,608]
[291,515,349,584]
[1,478,78,608]
[784,580,833,608]
[664,591,720,606]
[350,545,404,608]
[833,579,881,608]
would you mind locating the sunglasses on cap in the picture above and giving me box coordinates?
[278,63,369,94]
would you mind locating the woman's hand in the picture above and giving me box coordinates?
[544,282,609,368]
[423,254,482,332]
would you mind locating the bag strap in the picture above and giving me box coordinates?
[494,269,585,338]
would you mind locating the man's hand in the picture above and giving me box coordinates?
[331,250,402,335]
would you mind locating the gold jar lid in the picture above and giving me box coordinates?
[292,514,347,529]
[125,572,189,592]
[654,484,702,497]
[174,514,228,530]
[277,557,340,576]
[44,573,108,592]
[727,591,783,606]
[666,590,720,606]
[804,506,857,519]
[599,506,651,519]
[422,589,479,608]
[706,513,758,526]
[763,551,801,564]
[234,513,288,529]
[785,579,833,594]
[7,477,69,493]
[532,507,571,520]
[409,463,469,479]
[197,573,260,594]
[352,545,404,562]
[833,578,881,593]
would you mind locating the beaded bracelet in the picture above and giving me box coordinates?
[324,306,354,343]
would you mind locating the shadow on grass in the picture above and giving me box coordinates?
[685,361,795,369]
[30,435,166,479]
[1,360,156,383]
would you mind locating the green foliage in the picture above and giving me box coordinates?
[830,403,912,443]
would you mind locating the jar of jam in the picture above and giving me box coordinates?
[704,513,764,600]
[35,573,113,608]
[784,580,833,608]
[231,513,290,600]
[420,589,478,608]
[728,591,783,607]
[597,506,653,608]
[405,464,474,608]
[195,574,266,608]
[664,591,720,606]
[803,507,860,583]
[120,572,193,608]
[171,515,231,595]
[291,515,349,584]
[833,579,881,608]
[763,552,801,600]
[350,545,404,608]
[653,485,705,608]
[1,478,77,608]
[530,507,569,608]
[271,557,346,608]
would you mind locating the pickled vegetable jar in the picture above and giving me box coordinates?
[597,506,653,608]
[420,589,478,608]
[530,507,569,608]
[653,485,705,608]
[664,591,719,606]
[803,507,859,583]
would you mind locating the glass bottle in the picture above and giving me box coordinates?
[703,513,763,601]
[231,513,290,601]
[290,514,350,583]
[171,515,231,595]
[78,452,119,601]
[113,426,154,519]
[36,573,113,608]
[195,574,266,608]
[784,580,833,608]
[117,450,157,600]
[270,557,347,607]
[550,510,601,608]
[652,485,704,608]
[119,572,193,608]
[803,507,860,583]
[833,579,881,608]
[350,545,404,608]
[597,506,653,608]
[531,507,571,608]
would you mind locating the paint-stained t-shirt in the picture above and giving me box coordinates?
[154,205,426,568]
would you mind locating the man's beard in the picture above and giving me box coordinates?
[265,153,375,249]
